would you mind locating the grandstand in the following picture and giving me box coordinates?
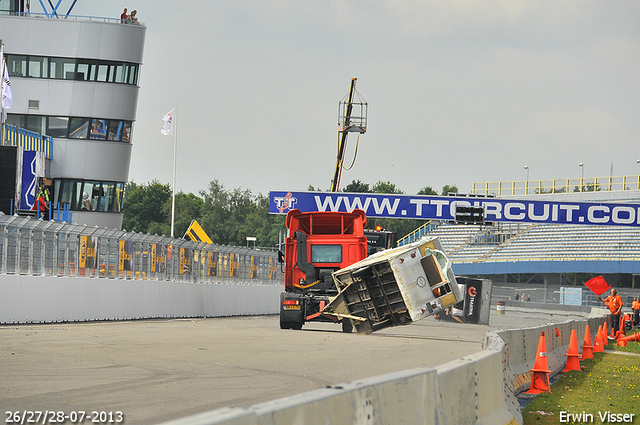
[401,177,640,291]
[428,222,640,265]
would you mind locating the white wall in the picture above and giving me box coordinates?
[0,275,282,324]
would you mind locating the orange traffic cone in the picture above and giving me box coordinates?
[593,325,604,353]
[617,332,640,345]
[563,330,581,372]
[581,324,594,360]
[525,331,551,394]
[617,316,627,339]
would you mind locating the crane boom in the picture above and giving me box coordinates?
[331,78,358,192]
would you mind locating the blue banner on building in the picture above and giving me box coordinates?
[269,191,640,227]
[20,151,44,210]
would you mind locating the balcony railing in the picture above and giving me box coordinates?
[2,123,53,159]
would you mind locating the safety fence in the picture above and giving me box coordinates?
[472,174,640,196]
[0,213,283,285]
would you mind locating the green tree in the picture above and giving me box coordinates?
[122,180,172,233]
[441,185,458,195]
[371,181,403,194]
[342,179,370,193]
[168,192,205,238]
[243,194,286,248]
[122,179,286,248]
[198,180,286,247]
[417,186,438,195]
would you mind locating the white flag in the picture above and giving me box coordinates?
[2,60,12,110]
[161,108,174,135]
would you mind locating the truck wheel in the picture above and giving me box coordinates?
[342,319,353,333]
[291,321,303,330]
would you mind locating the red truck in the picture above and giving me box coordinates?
[279,208,368,332]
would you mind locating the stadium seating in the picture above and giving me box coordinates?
[426,223,640,263]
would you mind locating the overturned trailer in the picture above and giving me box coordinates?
[323,237,464,334]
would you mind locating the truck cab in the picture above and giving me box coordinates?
[280,209,368,330]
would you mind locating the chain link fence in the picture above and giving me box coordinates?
[492,284,638,312]
[0,213,283,285]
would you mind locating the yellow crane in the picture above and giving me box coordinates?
[330,78,367,192]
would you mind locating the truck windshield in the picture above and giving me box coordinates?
[310,245,342,263]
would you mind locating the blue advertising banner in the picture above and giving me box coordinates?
[20,151,40,210]
[269,191,640,227]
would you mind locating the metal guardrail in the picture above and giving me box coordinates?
[397,220,437,246]
[472,175,640,196]
[0,213,283,284]
[8,12,146,27]
[2,123,53,159]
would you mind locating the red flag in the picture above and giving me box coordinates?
[584,276,610,296]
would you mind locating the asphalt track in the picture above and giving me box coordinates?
[0,308,587,425]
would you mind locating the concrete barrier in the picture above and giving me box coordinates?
[0,275,282,324]
[0,275,608,424]
[496,316,606,395]
[159,310,607,425]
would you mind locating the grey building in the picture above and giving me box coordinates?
[1,3,146,229]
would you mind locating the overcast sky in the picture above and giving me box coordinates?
[71,1,640,197]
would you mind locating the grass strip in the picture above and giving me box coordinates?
[522,331,640,424]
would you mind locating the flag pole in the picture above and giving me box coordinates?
[170,102,178,238]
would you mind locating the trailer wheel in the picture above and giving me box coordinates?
[341,319,353,333]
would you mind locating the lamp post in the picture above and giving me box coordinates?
[579,163,584,192]
[524,165,529,194]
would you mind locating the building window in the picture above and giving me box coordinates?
[50,57,77,80]
[127,64,138,85]
[89,119,107,140]
[54,179,126,213]
[10,114,133,142]
[47,117,69,138]
[107,120,123,141]
[99,182,116,212]
[114,183,125,212]
[28,56,48,78]
[96,63,109,82]
[56,180,81,210]
[76,59,96,81]
[5,54,140,85]
[122,122,132,143]
[6,55,27,77]
[69,117,90,139]
[81,181,100,211]
[7,114,46,134]
[113,63,126,84]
